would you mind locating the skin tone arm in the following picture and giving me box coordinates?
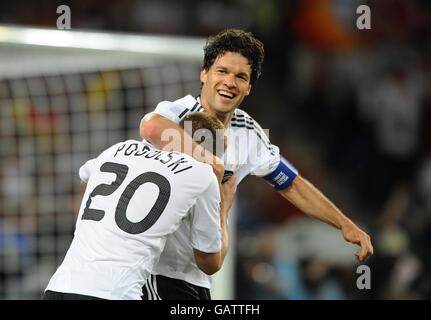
[280,175,374,262]
[140,114,225,182]
[193,175,237,275]
[218,174,236,265]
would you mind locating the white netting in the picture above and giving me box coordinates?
[0,26,203,298]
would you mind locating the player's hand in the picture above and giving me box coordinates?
[220,174,237,218]
[341,222,373,262]
[210,156,225,184]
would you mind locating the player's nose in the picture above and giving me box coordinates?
[223,74,237,88]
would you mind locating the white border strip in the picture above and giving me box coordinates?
[0,24,205,59]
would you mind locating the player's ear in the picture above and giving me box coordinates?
[200,68,208,84]
[245,84,251,96]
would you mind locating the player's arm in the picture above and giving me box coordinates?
[218,174,236,264]
[279,175,374,262]
[191,171,234,275]
[193,250,221,275]
[140,114,224,182]
[193,173,236,275]
[259,151,373,262]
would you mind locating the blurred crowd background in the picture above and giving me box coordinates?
[1,0,431,299]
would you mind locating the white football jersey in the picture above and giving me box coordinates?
[143,94,296,288]
[45,139,221,300]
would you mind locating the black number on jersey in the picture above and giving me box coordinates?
[82,162,128,221]
[115,171,171,234]
[82,162,171,234]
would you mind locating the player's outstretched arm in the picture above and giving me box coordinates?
[280,175,374,262]
[140,114,224,182]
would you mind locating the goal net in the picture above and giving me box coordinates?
[0,25,234,299]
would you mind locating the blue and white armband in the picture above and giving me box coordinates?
[263,157,298,190]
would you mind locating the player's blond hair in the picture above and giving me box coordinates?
[180,112,227,158]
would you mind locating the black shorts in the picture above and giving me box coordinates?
[142,274,211,300]
[42,290,105,300]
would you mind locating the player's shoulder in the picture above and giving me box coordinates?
[173,94,197,106]
[174,152,217,192]
[178,151,214,174]
[156,94,196,110]
[229,108,278,156]
[110,139,141,150]
[230,108,262,129]
[102,139,149,157]
[230,108,268,137]
[178,151,212,171]
[232,108,254,119]
[152,94,202,122]
[98,140,131,156]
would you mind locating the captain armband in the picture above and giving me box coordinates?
[263,157,298,190]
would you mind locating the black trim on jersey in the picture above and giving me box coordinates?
[231,120,255,129]
[190,101,199,112]
[194,96,204,110]
[178,98,203,119]
[230,113,275,155]
[253,120,272,145]
[231,123,273,153]
[178,108,190,119]
[231,117,254,126]
[230,123,254,130]
[253,121,275,154]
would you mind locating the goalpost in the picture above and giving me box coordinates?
[0,25,235,300]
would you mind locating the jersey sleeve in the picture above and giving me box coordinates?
[142,100,184,125]
[190,173,222,253]
[248,121,298,190]
[248,120,282,176]
[78,142,125,182]
[79,158,97,182]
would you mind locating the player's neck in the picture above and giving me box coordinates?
[215,110,234,126]
[199,97,234,126]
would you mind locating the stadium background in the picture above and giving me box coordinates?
[1,0,430,299]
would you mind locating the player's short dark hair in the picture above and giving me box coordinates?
[179,112,227,158]
[203,29,264,84]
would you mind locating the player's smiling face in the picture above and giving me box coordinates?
[200,52,252,118]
